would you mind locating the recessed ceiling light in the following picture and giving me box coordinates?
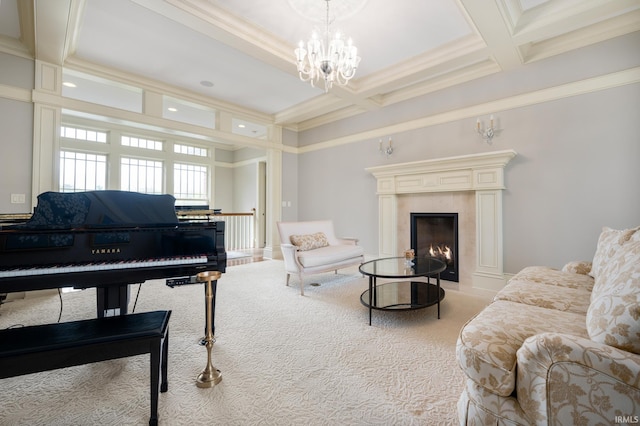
[63,81,77,88]
[167,107,178,112]
[200,80,214,87]
[238,124,246,128]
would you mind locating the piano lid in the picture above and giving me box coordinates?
[21,190,179,229]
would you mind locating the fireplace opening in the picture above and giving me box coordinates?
[410,213,459,282]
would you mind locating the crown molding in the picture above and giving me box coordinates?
[288,58,501,132]
[164,0,295,71]
[380,59,500,106]
[520,11,640,64]
[0,36,31,59]
[356,35,488,91]
[297,67,640,154]
[63,57,274,126]
[278,42,498,130]
[0,84,31,103]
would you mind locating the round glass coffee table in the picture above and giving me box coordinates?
[359,257,446,325]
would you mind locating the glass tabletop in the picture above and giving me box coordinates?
[359,256,446,278]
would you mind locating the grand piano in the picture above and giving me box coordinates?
[0,190,226,317]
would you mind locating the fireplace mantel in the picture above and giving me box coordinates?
[366,150,517,291]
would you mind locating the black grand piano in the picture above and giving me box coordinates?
[0,190,226,317]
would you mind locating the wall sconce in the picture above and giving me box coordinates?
[379,137,393,158]
[476,115,499,144]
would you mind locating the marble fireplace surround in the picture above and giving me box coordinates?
[366,150,517,291]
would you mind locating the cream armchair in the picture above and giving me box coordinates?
[277,220,364,295]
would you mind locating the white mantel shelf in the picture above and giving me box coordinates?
[366,149,517,291]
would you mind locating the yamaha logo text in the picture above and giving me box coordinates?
[91,248,121,254]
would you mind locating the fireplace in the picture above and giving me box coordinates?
[410,213,459,282]
[366,150,516,291]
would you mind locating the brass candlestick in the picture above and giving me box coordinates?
[195,270,222,388]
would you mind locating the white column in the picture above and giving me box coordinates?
[263,148,282,259]
[472,189,507,291]
[32,61,62,205]
[378,194,397,257]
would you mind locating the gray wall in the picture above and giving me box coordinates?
[214,165,233,211]
[0,98,33,213]
[296,84,640,273]
[294,34,640,274]
[232,163,257,213]
[0,53,34,213]
[214,147,265,213]
[281,151,299,222]
[281,128,299,221]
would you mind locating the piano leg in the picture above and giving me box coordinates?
[96,285,130,317]
[195,271,222,388]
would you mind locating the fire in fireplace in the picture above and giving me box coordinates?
[410,213,459,282]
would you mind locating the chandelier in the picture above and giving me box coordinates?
[294,0,361,92]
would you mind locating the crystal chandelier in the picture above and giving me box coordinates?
[294,0,361,92]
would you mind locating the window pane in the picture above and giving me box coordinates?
[59,151,107,192]
[174,143,207,157]
[174,163,208,201]
[120,157,163,194]
[60,126,107,143]
[121,135,163,151]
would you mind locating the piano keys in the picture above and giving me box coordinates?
[0,255,209,278]
[0,190,226,316]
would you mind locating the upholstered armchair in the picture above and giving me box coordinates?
[277,220,364,295]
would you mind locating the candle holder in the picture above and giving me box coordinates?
[476,116,499,144]
[379,137,393,158]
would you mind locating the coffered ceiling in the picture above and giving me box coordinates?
[1,0,638,132]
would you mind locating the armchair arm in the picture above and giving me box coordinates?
[516,332,640,425]
[280,243,303,273]
[337,237,359,245]
[561,260,592,275]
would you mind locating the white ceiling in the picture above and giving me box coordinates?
[1,0,639,133]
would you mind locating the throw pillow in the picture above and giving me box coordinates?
[290,232,329,251]
[586,239,640,354]
[590,226,638,280]
[562,260,593,275]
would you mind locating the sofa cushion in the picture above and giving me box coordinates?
[296,244,364,268]
[561,260,593,275]
[290,232,329,251]
[509,266,594,291]
[456,300,588,396]
[494,279,592,314]
[590,226,638,280]
[586,237,640,354]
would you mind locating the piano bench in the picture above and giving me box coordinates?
[0,310,171,426]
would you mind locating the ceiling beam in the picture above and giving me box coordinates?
[459,0,522,70]
[32,0,82,65]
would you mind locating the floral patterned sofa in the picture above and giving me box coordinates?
[456,226,640,425]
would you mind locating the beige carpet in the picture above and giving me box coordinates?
[0,260,489,425]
